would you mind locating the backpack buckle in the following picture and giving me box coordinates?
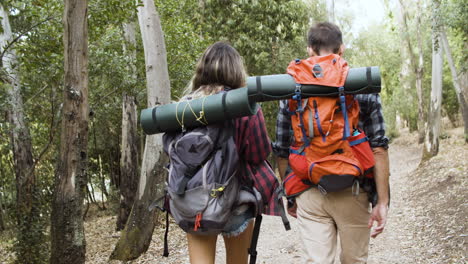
[317,185,328,195]
[312,64,323,78]
[352,180,360,196]
[210,186,225,198]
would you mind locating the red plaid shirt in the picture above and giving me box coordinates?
[234,108,283,216]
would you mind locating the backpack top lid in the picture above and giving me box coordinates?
[287,54,349,87]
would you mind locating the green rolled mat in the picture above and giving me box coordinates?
[247,66,381,102]
[140,87,259,134]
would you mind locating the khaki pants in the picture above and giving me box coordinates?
[296,187,371,264]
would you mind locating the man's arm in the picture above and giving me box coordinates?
[368,146,390,238]
[276,157,289,180]
[272,100,292,180]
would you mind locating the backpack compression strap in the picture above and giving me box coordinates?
[338,86,351,139]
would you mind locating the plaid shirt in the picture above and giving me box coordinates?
[272,94,389,158]
[234,108,283,216]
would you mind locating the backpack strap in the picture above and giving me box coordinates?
[338,86,351,139]
[248,214,263,264]
[176,165,200,195]
[276,187,291,231]
[162,210,170,257]
[312,99,327,142]
[292,84,310,148]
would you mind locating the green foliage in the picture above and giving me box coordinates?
[1,0,467,260]
[196,0,320,139]
[345,22,404,138]
[443,0,467,72]
[200,0,310,76]
[442,69,459,126]
[155,0,208,99]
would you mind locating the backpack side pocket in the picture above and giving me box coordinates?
[347,130,375,178]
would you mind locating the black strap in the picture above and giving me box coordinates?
[366,67,372,88]
[221,92,230,119]
[248,214,263,264]
[152,107,160,132]
[276,187,291,231]
[162,211,169,257]
[256,76,263,102]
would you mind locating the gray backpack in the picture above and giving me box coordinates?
[162,121,261,235]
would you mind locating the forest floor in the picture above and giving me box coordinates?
[0,127,466,264]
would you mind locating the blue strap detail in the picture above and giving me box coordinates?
[293,84,310,146]
[352,164,362,175]
[289,148,306,155]
[308,163,316,176]
[283,172,300,185]
[339,87,351,139]
[349,136,368,146]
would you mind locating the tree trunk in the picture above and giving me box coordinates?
[397,0,417,131]
[0,4,45,262]
[423,0,443,160]
[110,0,171,260]
[116,94,139,231]
[415,0,426,143]
[327,0,335,23]
[440,31,468,143]
[50,0,89,263]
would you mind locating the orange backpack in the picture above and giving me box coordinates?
[283,54,375,197]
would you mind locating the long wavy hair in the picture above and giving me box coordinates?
[184,41,247,98]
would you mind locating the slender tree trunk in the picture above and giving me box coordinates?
[50,0,89,263]
[397,0,417,131]
[0,4,46,262]
[415,0,426,143]
[115,22,139,231]
[327,0,335,23]
[440,31,468,143]
[110,0,170,260]
[116,94,139,230]
[423,0,443,160]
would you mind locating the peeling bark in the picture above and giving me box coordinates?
[116,94,139,231]
[110,0,170,260]
[1,4,45,262]
[415,0,426,143]
[50,0,89,263]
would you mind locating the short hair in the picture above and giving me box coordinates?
[191,41,247,92]
[307,22,343,55]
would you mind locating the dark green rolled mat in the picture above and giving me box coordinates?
[140,87,259,134]
[247,66,381,102]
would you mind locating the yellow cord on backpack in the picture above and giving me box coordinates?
[175,96,209,131]
[175,101,190,132]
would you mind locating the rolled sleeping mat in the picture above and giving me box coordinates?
[247,66,381,102]
[140,87,259,134]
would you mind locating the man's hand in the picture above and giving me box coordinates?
[368,202,388,238]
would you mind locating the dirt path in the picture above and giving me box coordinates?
[87,129,466,264]
[214,137,423,264]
